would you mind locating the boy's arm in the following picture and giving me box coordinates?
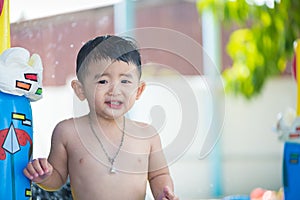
[148,133,178,200]
[23,121,69,191]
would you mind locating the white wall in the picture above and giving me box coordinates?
[169,76,296,199]
[220,76,295,197]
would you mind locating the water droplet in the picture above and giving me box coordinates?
[71,22,77,28]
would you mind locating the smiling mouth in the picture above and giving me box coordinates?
[105,100,123,109]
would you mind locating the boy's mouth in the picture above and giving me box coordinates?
[105,100,123,109]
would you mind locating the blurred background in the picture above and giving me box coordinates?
[8,0,300,199]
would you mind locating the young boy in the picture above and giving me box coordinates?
[23,35,178,200]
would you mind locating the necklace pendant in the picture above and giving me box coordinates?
[110,166,117,174]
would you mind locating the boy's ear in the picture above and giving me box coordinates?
[71,80,86,101]
[136,81,146,100]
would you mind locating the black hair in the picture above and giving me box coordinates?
[76,35,141,81]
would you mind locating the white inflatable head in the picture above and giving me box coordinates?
[0,47,43,101]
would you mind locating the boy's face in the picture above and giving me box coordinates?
[74,60,145,119]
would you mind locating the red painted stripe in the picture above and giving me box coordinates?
[25,73,38,81]
[289,133,300,139]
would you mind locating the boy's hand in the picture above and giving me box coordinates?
[158,186,179,200]
[23,158,53,183]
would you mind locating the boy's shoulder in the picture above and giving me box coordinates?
[55,117,76,130]
[127,118,154,130]
[53,117,84,136]
[51,116,88,142]
[126,118,160,140]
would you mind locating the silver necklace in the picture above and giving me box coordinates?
[88,116,125,174]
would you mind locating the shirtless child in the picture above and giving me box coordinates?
[23,35,178,200]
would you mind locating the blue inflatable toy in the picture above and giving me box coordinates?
[0,47,43,199]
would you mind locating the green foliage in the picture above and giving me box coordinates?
[196,0,300,99]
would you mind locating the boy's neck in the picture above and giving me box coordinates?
[88,113,124,137]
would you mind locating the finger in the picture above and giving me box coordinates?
[23,168,34,180]
[24,162,39,179]
[39,158,50,173]
[31,159,45,176]
[163,186,176,199]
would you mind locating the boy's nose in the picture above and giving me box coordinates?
[108,82,121,96]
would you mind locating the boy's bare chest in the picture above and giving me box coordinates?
[67,132,151,174]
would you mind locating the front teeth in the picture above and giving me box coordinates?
[110,101,121,105]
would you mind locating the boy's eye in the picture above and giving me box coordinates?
[121,80,131,84]
[98,80,108,84]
